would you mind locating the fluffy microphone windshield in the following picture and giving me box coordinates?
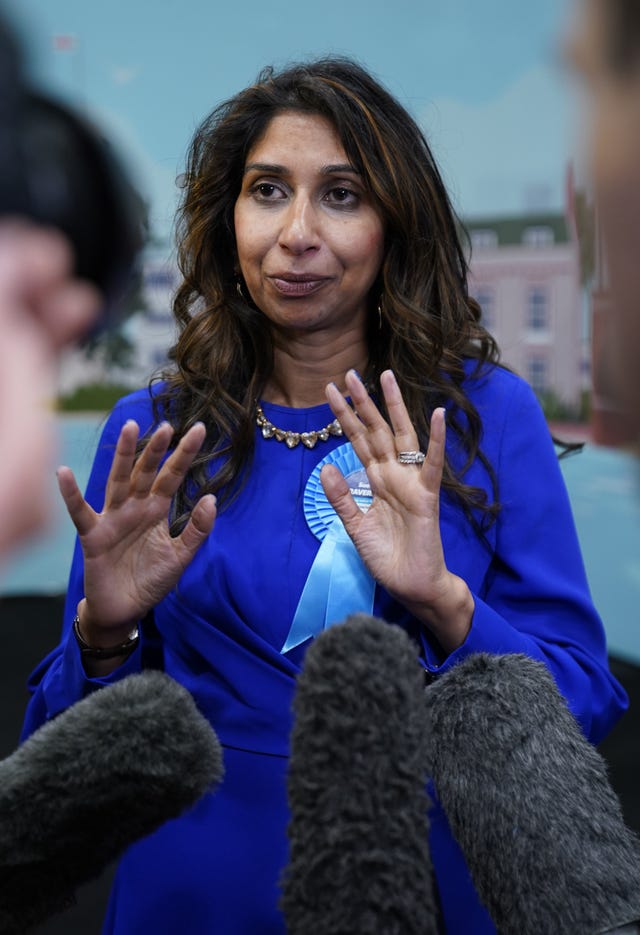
[424,653,640,935]
[0,671,223,934]
[282,613,439,935]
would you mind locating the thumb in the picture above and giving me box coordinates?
[320,465,362,537]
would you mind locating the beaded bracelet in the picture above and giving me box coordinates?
[73,615,140,660]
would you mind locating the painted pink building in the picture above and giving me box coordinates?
[465,210,586,411]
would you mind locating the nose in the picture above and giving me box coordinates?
[278,196,320,254]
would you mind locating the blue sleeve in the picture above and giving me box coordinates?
[422,374,628,745]
[20,389,161,740]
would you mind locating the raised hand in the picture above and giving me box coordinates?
[321,369,473,652]
[57,419,217,641]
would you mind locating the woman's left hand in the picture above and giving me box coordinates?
[321,369,473,652]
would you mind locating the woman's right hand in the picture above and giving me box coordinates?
[57,419,217,643]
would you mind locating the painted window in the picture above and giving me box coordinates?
[470,229,498,249]
[527,286,548,330]
[522,226,554,247]
[527,356,548,394]
[474,286,495,329]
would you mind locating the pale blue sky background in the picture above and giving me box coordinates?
[5,1,640,667]
[5,0,583,239]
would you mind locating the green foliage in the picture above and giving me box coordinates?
[578,389,591,422]
[57,383,133,412]
[84,327,137,368]
[538,389,591,423]
[84,199,151,368]
[572,190,595,287]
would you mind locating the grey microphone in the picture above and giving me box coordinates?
[424,652,640,935]
[0,670,223,933]
[282,613,439,935]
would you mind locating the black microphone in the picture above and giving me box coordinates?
[424,652,640,935]
[282,613,439,935]
[0,670,223,934]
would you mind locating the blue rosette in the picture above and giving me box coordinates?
[281,443,376,653]
[303,443,373,540]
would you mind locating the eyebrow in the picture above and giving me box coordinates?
[243,162,361,177]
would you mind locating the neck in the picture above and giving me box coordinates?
[262,327,369,408]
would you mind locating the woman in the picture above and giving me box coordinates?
[22,57,626,933]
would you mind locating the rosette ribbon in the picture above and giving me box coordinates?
[280,443,376,654]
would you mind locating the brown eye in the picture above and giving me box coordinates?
[325,187,359,206]
[249,182,286,201]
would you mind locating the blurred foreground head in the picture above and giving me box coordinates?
[569,0,640,447]
[0,8,144,558]
[0,9,144,322]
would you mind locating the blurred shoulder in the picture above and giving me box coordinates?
[462,359,538,413]
[107,381,170,432]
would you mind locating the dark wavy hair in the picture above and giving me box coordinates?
[152,56,501,530]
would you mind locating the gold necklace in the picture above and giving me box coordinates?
[255,404,343,449]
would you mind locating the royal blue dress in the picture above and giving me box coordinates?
[21,362,627,934]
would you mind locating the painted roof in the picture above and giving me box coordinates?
[463,213,570,246]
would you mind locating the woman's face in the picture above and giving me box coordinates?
[233,111,385,338]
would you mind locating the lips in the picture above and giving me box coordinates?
[269,274,330,297]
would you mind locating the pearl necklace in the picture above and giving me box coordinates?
[255,404,343,449]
